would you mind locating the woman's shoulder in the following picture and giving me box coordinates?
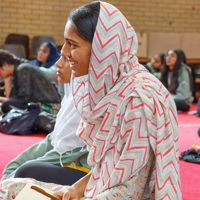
[17,62,36,70]
[17,62,46,76]
[181,63,191,71]
[179,64,192,75]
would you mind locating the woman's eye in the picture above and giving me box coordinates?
[69,42,75,48]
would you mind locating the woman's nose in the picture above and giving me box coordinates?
[56,57,62,68]
[62,43,71,59]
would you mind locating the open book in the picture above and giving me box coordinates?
[15,183,58,200]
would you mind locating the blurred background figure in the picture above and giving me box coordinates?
[178,49,197,103]
[32,41,60,83]
[32,41,64,99]
[144,52,165,79]
[0,49,60,113]
[160,49,194,112]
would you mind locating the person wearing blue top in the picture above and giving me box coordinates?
[31,41,60,83]
[32,41,64,100]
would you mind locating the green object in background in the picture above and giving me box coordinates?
[40,103,60,115]
[41,103,53,114]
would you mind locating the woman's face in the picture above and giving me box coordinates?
[37,45,50,65]
[0,63,13,78]
[150,54,163,70]
[166,50,177,71]
[62,20,92,77]
[56,56,71,84]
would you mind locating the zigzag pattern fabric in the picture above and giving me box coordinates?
[73,2,182,199]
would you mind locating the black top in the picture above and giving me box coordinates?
[10,60,60,104]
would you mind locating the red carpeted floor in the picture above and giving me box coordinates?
[0,133,46,179]
[178,104,200,199]
[0,105,200,199]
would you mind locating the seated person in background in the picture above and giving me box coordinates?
[0,76,12,102]
[178,49,197,103]
[0,42,63,103]
[1,60,90,185]
[160,49,193,112]
[32,41,60,83]
[31,41,64,98]
[144,52,165,79]
[0,49,60,113]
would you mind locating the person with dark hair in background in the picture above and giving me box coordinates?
[32,41,60,83]
[0,49,60,113]
[178,49,197,103]
[144,52,165,79]
[32,41,64,98]
[160,49,194,112]
[0,42,62,104]
[0,2,182,200]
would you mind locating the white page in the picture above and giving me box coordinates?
[15,183,55,200]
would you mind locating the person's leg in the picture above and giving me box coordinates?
[174,99,190,112]
[1,98,28,113]
[14,162,87,185]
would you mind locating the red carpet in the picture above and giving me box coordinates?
[178,104,200,199]
[0,105,200,199]
[0,132,46,179]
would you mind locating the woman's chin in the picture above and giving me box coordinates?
[58,77,64,84]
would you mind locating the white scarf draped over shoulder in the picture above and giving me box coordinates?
[51,83,86,155]
[72,1,181,199]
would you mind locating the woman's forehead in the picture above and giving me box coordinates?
[40,45,49,50]
[64,20,90,46]
[64,21,76,37]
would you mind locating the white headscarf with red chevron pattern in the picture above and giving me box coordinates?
[72,1,182,199]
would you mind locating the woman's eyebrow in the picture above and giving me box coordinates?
[65,38,79,44]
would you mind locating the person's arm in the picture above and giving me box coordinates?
[0,77,12,102]
[94,176,140,200]
[172,66,192,100]
[53,171,92,200]
[4,76,12,98]
[0,96,8,102]
[93,160,153,200]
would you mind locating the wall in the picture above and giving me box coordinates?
[0,0,200,54]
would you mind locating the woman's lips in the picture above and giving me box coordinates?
[57,70,62,76]
[69,61,78,69]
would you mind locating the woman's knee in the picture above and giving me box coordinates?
[14,162,44,178]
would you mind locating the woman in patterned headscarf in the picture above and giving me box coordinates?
[0,1,182,199]
[53,1,182,199]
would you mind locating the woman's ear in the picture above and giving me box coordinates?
[2,62,8,70]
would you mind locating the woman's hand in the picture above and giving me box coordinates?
[52,172,92,200]
[52,185,83,200]
[52,190,64,200]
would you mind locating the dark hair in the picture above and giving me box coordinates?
[41,41,52,51]
[177,49,187,64]
[0,49,20,68]
[68,1,100,42]
[157,53,165,65]
[160,49,182,94]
